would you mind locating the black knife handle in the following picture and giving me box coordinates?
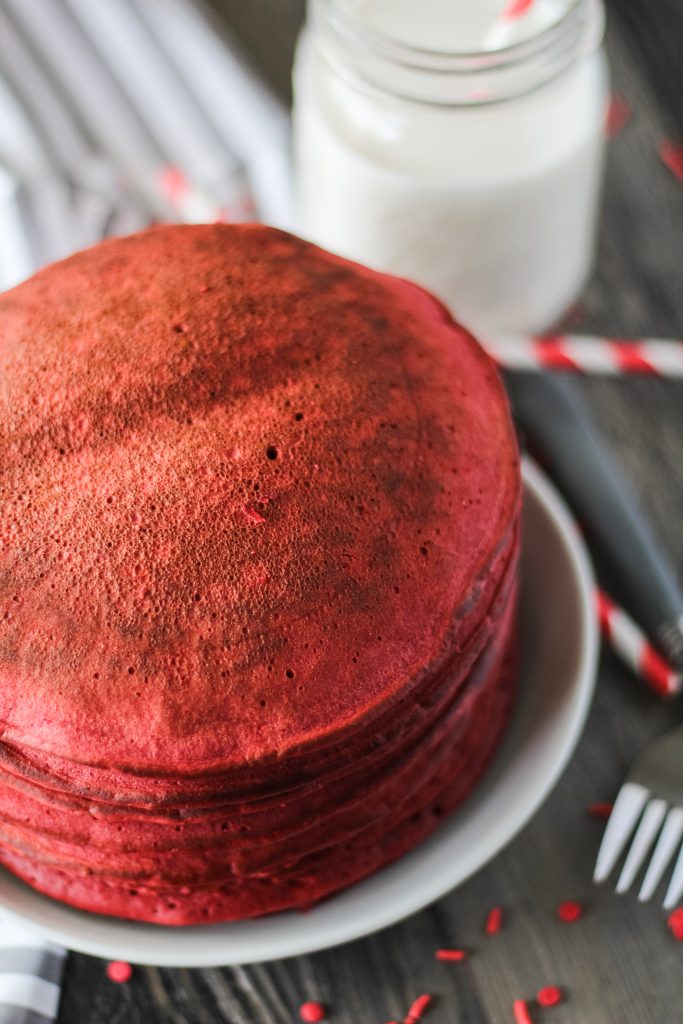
[506,372,683,667]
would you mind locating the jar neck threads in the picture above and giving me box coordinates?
[310,0,604,106]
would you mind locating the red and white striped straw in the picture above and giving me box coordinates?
[596,589,681,698]
[483,0,566,51]
[158,166,223,224]
[484,335,683,377]
[483,0,535,49]
[501,0,535,17]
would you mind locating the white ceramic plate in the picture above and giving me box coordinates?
[0,458,598,965]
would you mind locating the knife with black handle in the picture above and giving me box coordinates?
[505,371,683,669]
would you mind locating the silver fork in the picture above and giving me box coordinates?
[594,722,683,908]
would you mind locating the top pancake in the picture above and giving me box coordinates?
[0,224,520,775]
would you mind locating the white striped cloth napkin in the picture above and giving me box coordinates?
[0,918,66,1024]
[0,0,292,1020]
[0,0,291,287]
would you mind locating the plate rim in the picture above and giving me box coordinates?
[0,457,599,965]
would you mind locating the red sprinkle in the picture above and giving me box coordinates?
[485,906,504,935]
[513,999,534,1024]
[435,948,468,962]
[588,802,614,819]
[659,141,683,182]
[299,1002,326,1022]
[606,94,631,137]
[557,900,583,923]
[537,985,563,1007]
[668,908,683,941]
[404,994,433,1023]
[106,960,132,984]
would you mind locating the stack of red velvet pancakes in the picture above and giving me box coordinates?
[0,224,521,924]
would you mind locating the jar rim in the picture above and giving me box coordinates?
[310,0,604,106]
[317,0,585,68]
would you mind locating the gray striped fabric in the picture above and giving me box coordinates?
[0,0,290,288]
[0,1011,60,1024]
[0,916,67,1024]
[0,1,291,1020]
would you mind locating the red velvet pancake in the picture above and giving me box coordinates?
[0,224,520,923]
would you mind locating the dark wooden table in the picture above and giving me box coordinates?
[57,2,683,1021]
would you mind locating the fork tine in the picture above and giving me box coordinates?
[639,807,683,902]
[663,841,683,910]
[594,782,649,883]
[616,798,667,894]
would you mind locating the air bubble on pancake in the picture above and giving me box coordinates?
[266,446,278,461]
[285,668,295,679]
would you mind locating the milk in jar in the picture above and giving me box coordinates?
[293,0,608,335]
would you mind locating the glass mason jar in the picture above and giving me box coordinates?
[293,0,608,336]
